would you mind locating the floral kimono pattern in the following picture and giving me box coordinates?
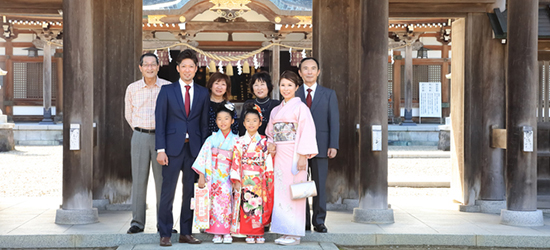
[192,131,238,235]
[230,132,274,236]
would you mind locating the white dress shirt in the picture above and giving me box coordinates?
[179,79,194,111]
[304,82,318,101]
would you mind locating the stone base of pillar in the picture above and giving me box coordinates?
[500,209,544,227]
[476,200,506,214]
[55,208,99,225]
[459,204,481,213]
[92,199,110,210]
[352,208,394,224]
[0,122,15,152]
[54,112,63,124]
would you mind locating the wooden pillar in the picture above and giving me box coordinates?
[441,45,450,118]
[393,51,402,119]
[353,0,393,224]
[55,56,63,123]
[56,0,98,224]
[313,0,361,204]
[5,40,13,121]
[271,42,280,99]
[402,41,415,125]
[505,0,539,212]
[39,42,54,124]
[478,14,506,203]
[92,0,141,204]
[450,18,466,204]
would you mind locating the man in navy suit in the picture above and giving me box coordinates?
[297,57,340,233]
[155,49,209,246]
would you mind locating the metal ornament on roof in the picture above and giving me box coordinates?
[209,0,251,21]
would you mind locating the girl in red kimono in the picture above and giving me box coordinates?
[230,103,274,244]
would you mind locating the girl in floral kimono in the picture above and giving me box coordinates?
[266,70,318,245]
[192,102,239,244]
[230,102,274,244]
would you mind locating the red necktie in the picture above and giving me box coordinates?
[306,88,312,108]
[185,85,191,117]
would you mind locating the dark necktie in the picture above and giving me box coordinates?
[185,85,191,117]
[306,88,312,108]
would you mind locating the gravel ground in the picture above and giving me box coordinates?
[0,145,450,198]
[0,145,62,197]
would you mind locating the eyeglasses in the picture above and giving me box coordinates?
[142,64,158,68]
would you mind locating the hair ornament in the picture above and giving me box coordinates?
[253,104,263,120]
[225,102,235,111]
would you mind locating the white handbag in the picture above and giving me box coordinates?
[290,180,317,200]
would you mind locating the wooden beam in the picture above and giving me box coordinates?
[390,0,495,2]
[186,21,275,33]
[390,3,488,17]
[0,0,62,15]
[0,42,34,48]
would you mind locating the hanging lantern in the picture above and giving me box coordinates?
[209,60,217,73]
[243,61,250,74]
[226,62,234,76]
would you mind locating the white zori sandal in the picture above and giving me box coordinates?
[246,236,255,244]
[223,234,233,244]
[278,236,300,246]
[212,235,223,244]
[255,236,265,244]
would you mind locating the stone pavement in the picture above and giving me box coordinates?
[2,195,550,249]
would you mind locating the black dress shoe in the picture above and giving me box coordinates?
[305,224,311,231]
[179,234,202,244]
[127,225,144,234]
[313,224,328,233]
[160,237,172,247]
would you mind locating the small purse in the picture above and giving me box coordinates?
[290,180,317,200]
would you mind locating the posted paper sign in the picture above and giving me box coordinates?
[419,82,442,118]
[69,124,80,151]
[193,183,210,229]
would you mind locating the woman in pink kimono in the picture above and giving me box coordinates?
[266,70,318,245]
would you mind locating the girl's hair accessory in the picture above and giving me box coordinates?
[225,102,235,111]
[253,104,263,120]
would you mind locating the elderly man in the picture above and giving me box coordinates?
[297,57,340,233]
[124,53,171,234]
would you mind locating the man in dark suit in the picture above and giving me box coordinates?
[297,57,340,233]
[155,49,209,246]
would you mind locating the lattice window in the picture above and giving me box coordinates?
[13,62,57,99]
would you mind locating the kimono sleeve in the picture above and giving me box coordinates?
[191,137,213,178]
[295,104,319,157]
[230,141,242,182]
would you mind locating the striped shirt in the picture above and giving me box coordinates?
[124,77,171,130]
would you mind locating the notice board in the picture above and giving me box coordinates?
[419,82,441,119]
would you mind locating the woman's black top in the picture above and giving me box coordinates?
[238,97,281,136]
[208,100,239,135]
